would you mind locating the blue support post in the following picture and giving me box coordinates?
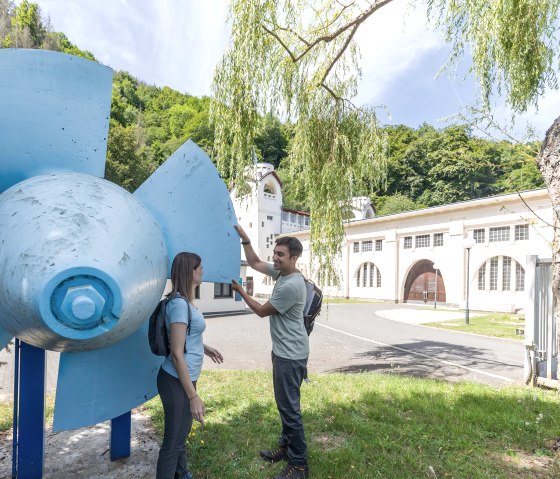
[17,341,46,479]
[110,411,131,460]
[12,338,20,479]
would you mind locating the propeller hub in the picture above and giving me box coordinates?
[53,279,112,330]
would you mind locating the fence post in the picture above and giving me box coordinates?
[525,255,538,386]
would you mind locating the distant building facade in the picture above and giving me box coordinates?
[231,162,553,313]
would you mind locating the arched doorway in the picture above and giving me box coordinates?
[404,260,446,303]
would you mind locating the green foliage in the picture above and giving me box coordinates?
[427,0,560,113]
[104,119,155,192]
[377,193,420,216]
[211,0,387,277]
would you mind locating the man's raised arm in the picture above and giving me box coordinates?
[234,224,270,275]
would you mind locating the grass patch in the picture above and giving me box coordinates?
[0,397,55,433]
[144,370,560,478]
[425,313,525,340]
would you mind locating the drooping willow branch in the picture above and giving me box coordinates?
[261,0,395,103]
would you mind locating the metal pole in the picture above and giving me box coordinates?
[434,269,438,309]
[465,247,471,325]
[12,338,20,479]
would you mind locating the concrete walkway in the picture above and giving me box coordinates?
[375,307,481,325]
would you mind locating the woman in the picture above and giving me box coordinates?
[156,252,224,479]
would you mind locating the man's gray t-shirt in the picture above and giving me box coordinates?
[266,263,309,360]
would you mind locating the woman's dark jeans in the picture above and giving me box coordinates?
[272,352,308,466]
[156,367,196,479]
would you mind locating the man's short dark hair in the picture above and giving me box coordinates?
[275,236,303,258]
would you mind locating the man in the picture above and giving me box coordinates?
[231,224,309,479]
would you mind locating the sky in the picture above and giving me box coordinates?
[33,0,559,140]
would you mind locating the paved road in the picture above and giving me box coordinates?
[203,303,524,387]
[0,303,525,401]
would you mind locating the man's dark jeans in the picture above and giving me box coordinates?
[272,352,308,466]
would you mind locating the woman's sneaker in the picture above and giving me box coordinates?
[260,446,288,463]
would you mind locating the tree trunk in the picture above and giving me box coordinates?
[537,115,560,356]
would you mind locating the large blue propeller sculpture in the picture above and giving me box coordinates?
[0,49,239,477]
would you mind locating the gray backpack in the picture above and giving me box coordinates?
[303,279,322,335]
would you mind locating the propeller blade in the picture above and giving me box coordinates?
[0,49,112,194]
[52,321,162,431]
[134,140,240,283]
[0,327,12,350]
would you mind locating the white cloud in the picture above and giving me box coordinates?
[36,0,229,96]
[354,1,444,105]
[33,0,558,137]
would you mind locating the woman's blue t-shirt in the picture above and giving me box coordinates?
[161,295,206,381]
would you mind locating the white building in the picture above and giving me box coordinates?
[231,162,553,313]
[230,163,310,297]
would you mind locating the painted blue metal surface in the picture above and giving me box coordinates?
[134,140,240,283]
[1,49,240,444]
[53,321,163,431]
[0,49,112,194]
[110,412,132,461]
[0,327,12,350]
[0,173,168,352]
[17,342,46,478]
[12,339,20,479]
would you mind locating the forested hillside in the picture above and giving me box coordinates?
[1,0,545,214]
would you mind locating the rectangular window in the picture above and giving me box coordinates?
[404,236,412,249]
[267,215,273,220]
[434,233,444,247]
[353,242,359,253]
[282,211,288,221]
[502,256,511,291]
[298,215,304,225]
[478,263,486,290]
[362,241,373,252]
[489,226,510,242]
[376,268,382,288]
[489,257,498,290]
[356,268,361,287]
[516,263,525,291]
[375,239,383,251]
[369,264,374,287]
[515,224,529,241]
[304,217,310,226]
[415,234,430,248]
[290,213,296,223]
[473,229,485,244]
[214,283,232,298]
[261,221,265,227]
[362,264,368,287]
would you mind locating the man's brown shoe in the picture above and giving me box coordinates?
[272,463,309,479]
[260,446,288,463]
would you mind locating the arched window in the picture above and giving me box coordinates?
[476,256,525,292]
[263,182,276,195]
[355,262,381,288]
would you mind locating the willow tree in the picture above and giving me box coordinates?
[211,0,560,295]
[210,0,388,278]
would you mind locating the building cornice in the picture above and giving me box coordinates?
[286,188,550,237]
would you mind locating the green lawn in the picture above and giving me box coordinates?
[143,370,560,479]
[425,313,525,340]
